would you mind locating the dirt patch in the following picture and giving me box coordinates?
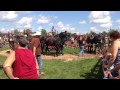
[0,49,12,57]
[0,49,98,62]
[42,53,98,62]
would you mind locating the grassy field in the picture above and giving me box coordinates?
[63,47,79,54]
[0,45,10,51]
[41,58,102,79]
[0,55,102,79]
[0,55,8,79]
[44,46,80,55]
[0,46,102,79]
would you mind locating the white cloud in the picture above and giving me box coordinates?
[20,29,24,32]
[9,28,15,31]
[57,21,75,32]
[49,23,54,27]
[90,27,100,33]
[0,28,12,33]
[90,16,111,24]
[0,28,5,32]
[53,16,58,19]
[89,11,110,19]
[17,17,33,25]
[100,23,112,28]
[116,19,120,23]
[79,20,86,24]
[70,27,75,31]
[89,11,112,29]
[38,26,42,30]
[0,11,18,21]
[24,24,31,29]
[37,16,50,24]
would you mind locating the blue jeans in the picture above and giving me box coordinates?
[79,46,84,56]
[25,44,28,49]
[36,55,42,74]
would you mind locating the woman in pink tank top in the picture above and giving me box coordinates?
[3,35,39,79]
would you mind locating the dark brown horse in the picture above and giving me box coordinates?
[40,31,71,56]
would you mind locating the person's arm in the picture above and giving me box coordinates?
[110,64,120,72]
[35,58,40,77]
[3,51,19,79]
[32,38,39,56]
[33,46,37,56]
[108,41,118,67]
[32,38,40,76]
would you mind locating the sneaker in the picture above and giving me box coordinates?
[41,72,45,75]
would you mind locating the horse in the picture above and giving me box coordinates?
[91,33,105,54]
[40,36,47,54]
[40,31,71,56]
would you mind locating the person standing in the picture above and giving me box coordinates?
[105,31,120,77]
[30,32,43,75]
[3,35,39,79]
[78,34,85,56]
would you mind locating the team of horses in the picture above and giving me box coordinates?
[40,31,71,56]
[6,32,111,56]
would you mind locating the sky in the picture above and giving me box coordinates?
[0,11,120,34]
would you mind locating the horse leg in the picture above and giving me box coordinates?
[60,45,64,55]
[45,45,48,55]
[41,43,44,55]
[55,45,59,57]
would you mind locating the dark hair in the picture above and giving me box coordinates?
[13,35,27,47]
[109,31,120,39]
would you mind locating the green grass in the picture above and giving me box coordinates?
[45,46,80,55]
[0,45,10,51]
[0,55,8,79]
[41,57,102,79]
[0,46,102,79]
[63,47,79,54]
[0,55,102,79]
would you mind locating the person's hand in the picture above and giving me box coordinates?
[37,69,40,78]
[13,77,19,79]
[103,64,109,68]
[99,55,103,59]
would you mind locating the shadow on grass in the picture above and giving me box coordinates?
[80,59,103,79]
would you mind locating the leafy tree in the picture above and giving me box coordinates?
[14,29,19,35]
[102,31,108,36]
[41,29,47,36]
[90,31,96,35]
[23,29,32,35]
[86,33,89,36]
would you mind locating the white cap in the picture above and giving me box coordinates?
[31,32,41,36]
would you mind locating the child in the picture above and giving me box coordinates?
[103,53,112,70]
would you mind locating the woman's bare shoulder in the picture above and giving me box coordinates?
[9,51,15,56]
